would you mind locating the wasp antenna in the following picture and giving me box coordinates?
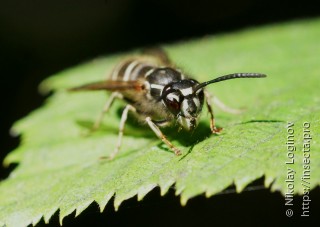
[193,73,266,93]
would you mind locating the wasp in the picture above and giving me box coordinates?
[71,49,266,159]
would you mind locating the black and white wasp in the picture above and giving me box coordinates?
[71,49,266,159]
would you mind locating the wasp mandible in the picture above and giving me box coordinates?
[71,49,266,159]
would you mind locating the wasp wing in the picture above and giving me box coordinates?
[141,48,172,65]
[69,80,144,92]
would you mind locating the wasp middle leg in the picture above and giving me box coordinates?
[92,91,123,131]
[108,104,136,160]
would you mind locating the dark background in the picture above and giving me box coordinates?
[1,0,319,226]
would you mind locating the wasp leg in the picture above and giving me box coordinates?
[92,92,123,131]
[205,91,223,134]
[109,104,136,160]
[145,117,181,155]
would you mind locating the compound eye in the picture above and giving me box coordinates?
[165,92,181,114]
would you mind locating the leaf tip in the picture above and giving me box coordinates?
[160,188,168,196]
[59,208,74,226]
[97,192,114,213]
[159,180,175,196]
[180,196,189,206]
[114,199,121,212]
[264,175,275,188]
[235,184,245,193]
[31,215,43,226]
[38,79,53,95]
[9,126,20,138]
[175,186,184,196]
[43,207,58,224]
[137,184,156,201]
[75,200,93,217]
[59,215,64,226]
[205,190,212,198]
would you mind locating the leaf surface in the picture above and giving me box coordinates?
[1,19,319,227]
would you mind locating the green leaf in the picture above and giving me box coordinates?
[1,18,319,226]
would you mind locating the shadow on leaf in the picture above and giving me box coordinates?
[75,106,217,157]
[239,119,285,124]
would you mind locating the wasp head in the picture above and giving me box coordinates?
[161,79,204,131]
[159,71,267,131]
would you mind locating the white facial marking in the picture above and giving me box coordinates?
[150,84,164,90]
[181,100,191,118]
[167,93,179,101]
[177,116,199,131]
[193,97,200,109]
[180,87,193,96]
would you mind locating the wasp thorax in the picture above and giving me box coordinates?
[162,79,205,131]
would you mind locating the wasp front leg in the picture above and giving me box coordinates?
[205,91,223,134]
[146,117,181,155]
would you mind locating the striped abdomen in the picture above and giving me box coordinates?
[110,58,159,82]
[110,58,185,100]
